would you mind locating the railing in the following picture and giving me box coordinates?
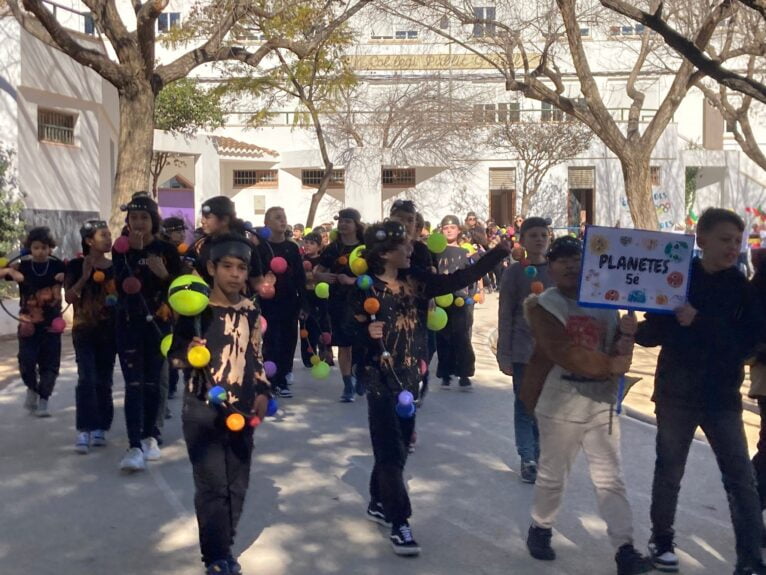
[41,0,96,37]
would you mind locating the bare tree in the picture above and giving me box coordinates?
[385,0,731,229]
[5,0,371,231]
[488,118,593,215]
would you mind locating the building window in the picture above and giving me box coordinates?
[301,169,345,187]
[84,14,95,35]
[474,103,518,124]
[610,24,645,37]
[472,6,496,37]
[38,108,76,145]
[233,169,278,188]
[382,168,416,187]
[650,166,661,187]
[371,23,419,40]
[158,12,181,33]
[726,118,736,133]
[254,195,266,215]
[579,27,590,37]
[541,101,564,123]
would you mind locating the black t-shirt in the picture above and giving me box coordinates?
[411,241,433,273]
[64,258,116,331]
[256,239,306,307]
[436,245,477,297]
[112,238,182,321]
[170,298,270,412]
[15,258,65,325]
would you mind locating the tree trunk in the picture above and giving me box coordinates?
[521,192,532,218]
[621,157,658,230]
[109,85,156,234]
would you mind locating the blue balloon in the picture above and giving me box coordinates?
[395,402,416,419]
[20,247,29,256]
[207,385,227,405]
[266,398,278,417]
[465,297,475,305]
[398,390,414,406]
[259,227,272,240]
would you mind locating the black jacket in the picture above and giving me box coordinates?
[636,258,763,411]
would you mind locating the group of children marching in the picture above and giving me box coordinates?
[2,194,765,575]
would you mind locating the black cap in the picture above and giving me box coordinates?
[441,214,460,227]
[336,208,362,223]
[363,220,406,248]
[390,199,416,215]
[547,236,583,261]
[303,232,322,245]
[208,236,252,264]
[121,191,158,215]
[520,217,549,236]
[162,217,186,233]
[201,196,236,218]
[466,211,477,218]
[80,219,108,239]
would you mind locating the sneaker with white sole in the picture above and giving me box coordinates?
[24,388,38,412]
[141,437,161,461]
[366,501,390,526]
[520,460,538,484]
[35,398,51,417]
[75,432,90,454]
[120,447,146,472]
[390,522,421,556]
[648,537,679,572]
[275,387,293,398]
[91,430,107,446]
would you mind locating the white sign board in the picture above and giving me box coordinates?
[579,226,694,314]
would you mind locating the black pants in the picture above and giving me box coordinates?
[18,324,61,400]
[183,396,254,566]
[435,304,475,378]
[752,398,766,509]
[652,404,762,566]
[116,318,164,448]
[262,302,299,389]
[367,388,416,526]
[73,328,116,431]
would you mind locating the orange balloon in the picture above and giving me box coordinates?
[226,413,245,432]
[337,256,348,266]
[92,270,106,283]
[299,329,309,339]
[177,243,189,255]
[531,281,545,295]
[364,297,380,315]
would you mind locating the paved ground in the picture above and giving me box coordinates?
[0,293,757,574]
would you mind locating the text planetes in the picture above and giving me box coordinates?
[597,254,670,274]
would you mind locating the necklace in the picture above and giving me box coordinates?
[31,259,50,277]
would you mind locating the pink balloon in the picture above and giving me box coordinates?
[113,236,130,254]
[270,256,288,274]
[122,276,142,295]
[18,321,35,338]
[258,282,275,300]
[303,260,313,271]
[320,332,332,345]
[49,317,66,334]
[419,359,428,375]
[259,315,268,334]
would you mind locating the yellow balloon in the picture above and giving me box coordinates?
[187,345,211,368]
[350,257,368,276]
[310,355,321,366]
[0,257,8,268]
[160,334,173,358]
[454,297,465,307]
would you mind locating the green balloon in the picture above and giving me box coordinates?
[315,282,330,299]
[427,307,448,331]
[311,360,331,379]
[168,274,210,316]
[434,293,454,308]
[427,232,448,254]
[160,334,173,358]
[349,244,365,265]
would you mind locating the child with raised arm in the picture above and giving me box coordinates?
[170,234,271,575]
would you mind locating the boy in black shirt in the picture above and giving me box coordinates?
[171,234,271,575]
[1,227,65,417]
[300,232,330,368]
[113,192,182,472]
[636,208,766,575]
[256,207,307,398]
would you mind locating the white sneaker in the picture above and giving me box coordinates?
[75,432,90,454]
[24,389,38,412]
[120,447,146,472]
[141,437,161,461]
[35,398,51,418]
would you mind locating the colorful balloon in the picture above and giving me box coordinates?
[395,402,416,419]
[168,275,210,316]
[320,332,332,345]
[364,297,380,315]
[524,265,538,278]
[398,390,414,406]
[419,359,428,375]
[49,317,66,333]
[270,256,288,274]
[350,257,368,276]
[315,282,330,299]
[258,282,275,300]
[207,385,228,405]
[0,257,8,268]
[92,270,106,283]
[310,355,321,366]
[427,232,447,254]
[177,243,189,255]
[531,281,545,295]
[266,398,278,417]
[187,345,211,368]
[259,315,267,334]
[311,360,331,379]
[427,307,448,331]
[349,245,365,265]
[356,274,373,291]
[264,361,278,378]
[122,276,142,295]
[249,416,262,428]
[454,297,465,308]
[226,413,245,432]
[434,293,454,308]
[299,329,309,339]
[113,236,130,254]
[160,334,173,358]
[105,294,118,307]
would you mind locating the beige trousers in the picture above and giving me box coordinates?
[531,410,634,549]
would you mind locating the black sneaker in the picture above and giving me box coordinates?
[275,387,293,398]
[458,377,473,391]
[527,525,556,561]
[520,460,537,484]
[354,376,366,396]
[616,544,653,575]
[206,559,231,574]
[366,501,390,526]
[226,555,241,574]
[648,536,679,572]
[441,377,451,389]
[390,522,421,556]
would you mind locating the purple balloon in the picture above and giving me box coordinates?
[264,360,278,378]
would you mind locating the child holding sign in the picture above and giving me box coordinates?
[522,236,652,575]
[635,208,766,575]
